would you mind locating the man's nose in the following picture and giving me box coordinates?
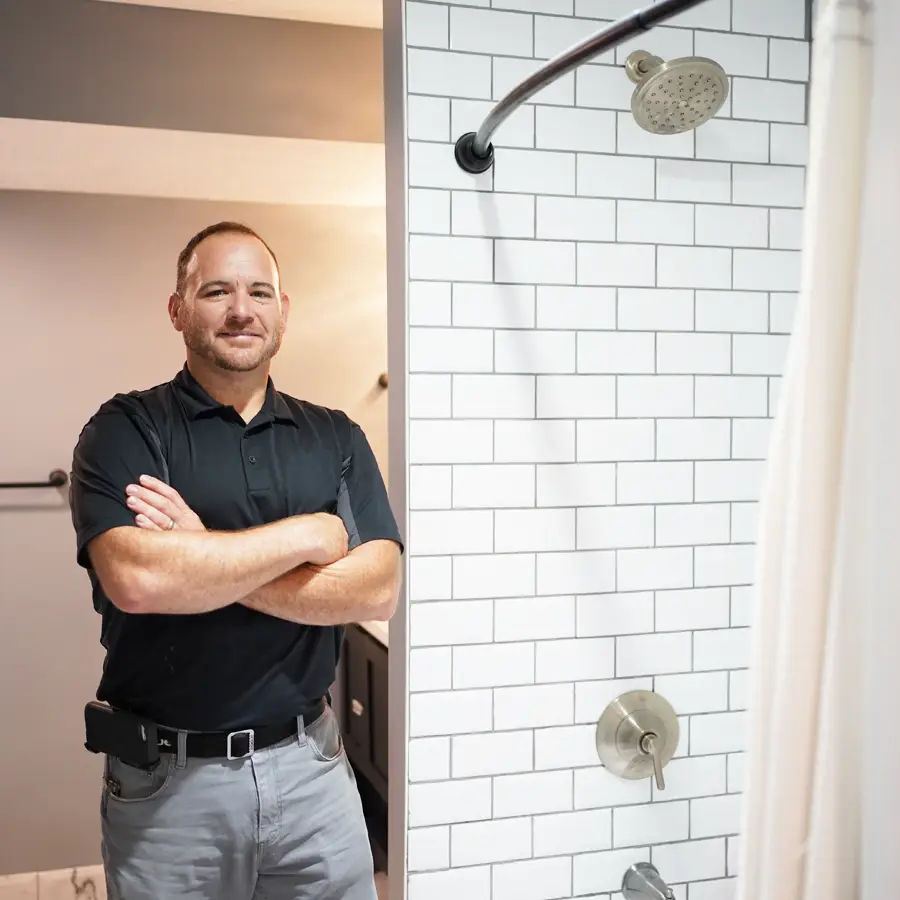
[228,289,254,319]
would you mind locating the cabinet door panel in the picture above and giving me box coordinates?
[343,626,372,760]
[370,642,389,782]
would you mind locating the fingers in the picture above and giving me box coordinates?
[127,493,174,531]
[126,484,171,516]
[135,513,162,531]
[126,481,209,533]
[126,479,180,515]
[137,474,186,510]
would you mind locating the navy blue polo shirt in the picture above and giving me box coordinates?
[69,365,402,732]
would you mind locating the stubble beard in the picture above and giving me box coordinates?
[182,317,285,373]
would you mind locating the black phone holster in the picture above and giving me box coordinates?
[84,701,160,770]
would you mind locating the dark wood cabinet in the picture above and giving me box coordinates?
[338,623,389,871]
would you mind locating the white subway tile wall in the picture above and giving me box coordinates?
[400,0,808,896]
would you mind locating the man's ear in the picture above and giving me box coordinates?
[281,292,291,327]
[168,293,183,332]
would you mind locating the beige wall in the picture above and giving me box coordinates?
[0,191,387,875]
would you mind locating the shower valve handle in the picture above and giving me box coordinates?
[640,732,665,790]
[595,690,679,792]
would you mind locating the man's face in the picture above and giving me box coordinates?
[171,233,290,373]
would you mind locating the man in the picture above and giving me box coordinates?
[69,221,403,900]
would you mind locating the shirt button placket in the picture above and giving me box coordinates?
[243,430,267,492]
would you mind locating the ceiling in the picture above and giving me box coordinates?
[93,0,383,29]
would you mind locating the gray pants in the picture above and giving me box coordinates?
[100,704,377,900]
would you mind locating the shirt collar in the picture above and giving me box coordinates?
[173,364,298,426]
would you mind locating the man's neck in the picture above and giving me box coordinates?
[186,357,270,424]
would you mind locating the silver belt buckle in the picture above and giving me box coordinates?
[226,728,255,760]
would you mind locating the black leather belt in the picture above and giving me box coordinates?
[156,697,326,760]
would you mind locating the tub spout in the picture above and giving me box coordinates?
[622,862,676,900]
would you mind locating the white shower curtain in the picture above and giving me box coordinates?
[736,1,900,899]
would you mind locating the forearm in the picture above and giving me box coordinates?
[242,540,402,626]
[89,517,315,615]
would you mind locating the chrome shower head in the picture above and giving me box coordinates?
[624,49,729,135]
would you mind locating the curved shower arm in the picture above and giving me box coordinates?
[453,0,714,174]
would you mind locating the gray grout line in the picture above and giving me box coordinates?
[410,759,742,789]
[409,133,808,166]
[407,39,809,80]
[413,224,801,239]
[407,322,792,337]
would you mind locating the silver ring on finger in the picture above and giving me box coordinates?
[166,518,176,531]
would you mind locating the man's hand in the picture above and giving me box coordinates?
[127,475,206,533]
[301,513,350,566]
[128,477,349,567]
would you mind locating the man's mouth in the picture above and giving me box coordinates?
[219,332,262,339]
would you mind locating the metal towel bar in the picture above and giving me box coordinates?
[0,469,69,490]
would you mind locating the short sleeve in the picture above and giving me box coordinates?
[70,406,168,569]
[336,420,404,554]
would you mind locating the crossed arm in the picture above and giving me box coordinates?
[87,476,402,626]
[242,538,402,626]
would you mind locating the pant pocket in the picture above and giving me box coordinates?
[306,705,345,763]
[104,754,175,804]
